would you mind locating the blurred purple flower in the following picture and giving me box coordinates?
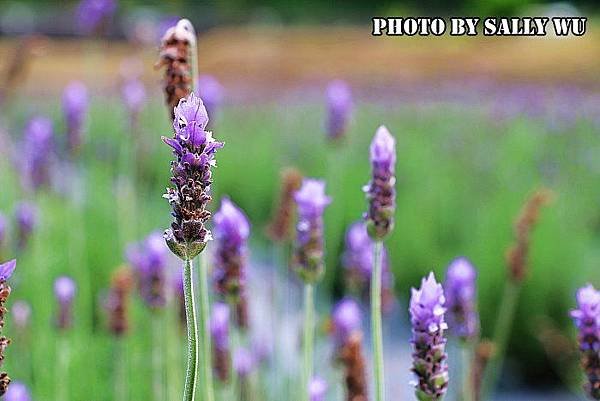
[121,78,146,117]
[15,202,37,249]
[196,75,224,119]
[309,376,328,401]
[0,260,16,281]
[127,232,168,309]
[571,284,600,400]
[332,297,362,347]
[293,179,331,283]
[325,80,352,140]
[54,276,76,330]
[11,300,31,330]
[444,257,479,340]
[62,81,89,154]
[233,347,254,378]
[4,381,31,401]
[22,116,54,190]
[75,0,117,35]
[409,272,448,401]
[210,302,230,351]
[0,213,6,248]
[364,125,396,240]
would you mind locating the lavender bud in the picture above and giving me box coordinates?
[11,301,31,330]
[325,80,352,140]
[571,284,600,399]
[75,0,117,35]
[162,93,224,260]
[211,302,231,382]
[409,272,449,401]
[22,117,54,190]
[62,81,88,155]
[444,257,479,341]
[14,202,37,250]
[121,78,146,127]
[213,197,250,329]
[127,232,168,309]
[196,75,224,120]
[0,213,7,248]
[54,276,76,330]
[332,297,362,348]
[364,125,396,240]
[293,179,331,283]
[0,259,16,395]
[233,347,254,378]
[309,377,328,401]
[3,381,30,401]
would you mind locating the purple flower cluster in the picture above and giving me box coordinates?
[364,125,396,240]
[0,213,6,249]
[325,80,352,140]
[309,377,328,401]
[3,381,31,401]
[15,202,37,250]
[196,75,224,120]
[293,179,331,283]
[210,302,231,381]
[444,257,479,341]
[75,0,117,35]
[121,78,146,119]
[233,347,255,378]
[54,276,76,330]
[62,81,89,154]
[571,284,600,399]
[22,117,54,190]
[127,232,168,309]
[331,298,362,348]
[163,93,224,260]
[409,273,449,401]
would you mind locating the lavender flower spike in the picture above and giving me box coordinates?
[4,381,31,401]
[332,298,362,348]
[54,276,76,330]
[571,284,600,400]
[197,75,224,120]
[309,377,328,401]
[444,257,479,341]
[213,197,250,328]
[210,302,231,381]
[410,272,449,401]
[0,259,16,396]
[364,125,396,240]
[76,0,117,35]
[326,80,352,140]
[62,81,88,154]
[22,116,54,190]
[163,93,223,260]
[293,178,331,283]
[14,202,37,250]
[127,232,168,309]
[0,213,7,248]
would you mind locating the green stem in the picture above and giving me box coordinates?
[371,241,385,401]
[199,252,215,401]
[57,334,69,401]
[480,281,521,400]
[153,314,164,401]
[183,258,199,401]
[115,339,127,401]
[303,283,315,401]
[461,342,474,401]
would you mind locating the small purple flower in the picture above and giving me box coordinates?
[0,213,7,248]
[22,117,54,190]
[332,298,362,347]
[0,260,16,281]
[54,276,76,330]
[293,179,331,283]
[210,302,230,351]
[12,300,31,330]
[75,0,117,35]
[325,80,352,140]
[364,125,396,240]
[4,381,31,401]
[127,232,168,309]
[62,81,89,154]
[309,376,328,401]
[444,257,479,340]
[233,347,254,378]
[196,75,224,120]
[409,272,449,401]
[14,202,37,249]
[121,78,146,117]
[571,284,600,399]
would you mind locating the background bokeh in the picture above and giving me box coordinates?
[0,1,599,400]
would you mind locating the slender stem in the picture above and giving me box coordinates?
[152,314,164,401]
[57,334,69,401]
[303,283,315,401]
[115,339,127,401]
[199,252,215,401]
[480,281,521,399]
[183,258,199,401]
[371,241,385,401]
[461,342,474,401]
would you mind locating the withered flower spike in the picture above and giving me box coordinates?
[267,168,303,242]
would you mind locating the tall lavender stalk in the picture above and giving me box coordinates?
[163,92,222,401]
[325,80,352,141]
[62,81,88,156]
[0,259,16,396]
[293,179,331,401]
[364,125,396,401]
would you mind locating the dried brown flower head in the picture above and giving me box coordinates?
[267,168,303,242]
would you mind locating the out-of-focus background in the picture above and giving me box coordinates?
[0,1,599,400]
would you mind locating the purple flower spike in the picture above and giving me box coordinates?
[15,202,37,249]
[127,232,168,309]
[4,381,31,401]
[210,302,230,351]
[196,75,224,119]
[54,276,76,330]
[12,300,31,330]
[233,347,254,378]
[163,93,224,261]
[409,272,449,401]
[0,260,16,281]
[332,297,362,347]
[122,79,146,116]
[326,80,352,140]
[62,81,89,154]
[22,117,54,190]
[76,0,117,35]
[0,213,7,247]
[309,376,328,401]
[293,178,331,283]
[571,284,600,400]
[444,257,479,341]
[364,125,396,240]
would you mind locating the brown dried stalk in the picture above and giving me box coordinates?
[267,168,303,242]
[339,332,368,401]
[0,279,12,395]
[107,267,134,336]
